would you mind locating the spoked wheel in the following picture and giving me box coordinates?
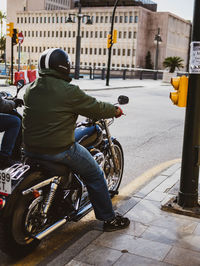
[1,171,49,258]
[104,139,124,193]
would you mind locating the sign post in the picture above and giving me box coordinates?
[17,32,24,72]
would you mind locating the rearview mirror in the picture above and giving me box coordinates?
[118,95,129,105]
[16,79,25,97]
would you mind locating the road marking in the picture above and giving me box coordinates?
[13,158,181,266]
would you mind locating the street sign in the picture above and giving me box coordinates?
[18,32,24,44]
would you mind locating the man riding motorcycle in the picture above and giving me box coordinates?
[22,48,130,232]
[0,93,23,168]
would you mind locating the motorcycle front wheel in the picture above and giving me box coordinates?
[104,139,124,193]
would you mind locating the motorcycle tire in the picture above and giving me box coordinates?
[0,170,51,258]
[105,139,124,193]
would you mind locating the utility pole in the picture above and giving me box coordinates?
[106,0,120,86]
[74,2,81,80]
[177,0,200,208]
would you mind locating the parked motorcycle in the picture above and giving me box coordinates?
[0,83,129,257]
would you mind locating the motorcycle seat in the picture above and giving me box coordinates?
[25,157,69,177]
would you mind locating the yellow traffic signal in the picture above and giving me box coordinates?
[113,29,117,43]
[12,28,19,45]
[107,34,112,48]
[7,22,14,37]
[170,75,188,107]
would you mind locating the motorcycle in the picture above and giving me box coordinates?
[0,81,129,257]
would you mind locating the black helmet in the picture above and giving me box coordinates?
[38,48,71,75]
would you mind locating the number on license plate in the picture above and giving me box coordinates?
[0,170,11,195]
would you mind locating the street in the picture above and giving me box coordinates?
[0,79,186,265]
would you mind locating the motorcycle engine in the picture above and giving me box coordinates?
[90,148,105,169]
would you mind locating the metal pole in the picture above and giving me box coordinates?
[18,42,21,72]
[74,3,81,79]
[155,28,160,71]
[106,0,120,86]
[11,37,13,85]
[178,0,200,208]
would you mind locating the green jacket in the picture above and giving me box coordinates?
[23,69,116,154]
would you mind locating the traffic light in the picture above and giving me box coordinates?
[113,29,117,43]
[170,75,188,107]
[12,28,19,45]
[107,34,112,48]
[6,22,14,37]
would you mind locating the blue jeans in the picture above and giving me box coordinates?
[0,113,21,157]
[25,142,115,221]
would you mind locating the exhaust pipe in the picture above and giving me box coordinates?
[35,218,67,240]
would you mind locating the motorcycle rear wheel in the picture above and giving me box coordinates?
[1,171,50,258]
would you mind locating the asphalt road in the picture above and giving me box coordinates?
[0,80,185,265]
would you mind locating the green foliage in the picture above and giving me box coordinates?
[163,56,184,73]
[145,51,153,69]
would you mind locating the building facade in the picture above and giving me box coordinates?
[6,0,191,71]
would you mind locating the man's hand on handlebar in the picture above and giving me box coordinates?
[115,106,124,118]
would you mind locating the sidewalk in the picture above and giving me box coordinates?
[0,77,170,93]
[47,162,200,266]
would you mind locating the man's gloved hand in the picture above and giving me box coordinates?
[115,106,124,118]
[14,98,24,108]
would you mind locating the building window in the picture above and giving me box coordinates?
[35,47,38,53]
[90,31,93,38]
[128,31,132,38]
[48,17,51,23]
[100,31,102,38]
[95,31,98,38]
[86,31,89,38]
[96,16,99,23]
[115,16,118,23]
[28,31,30,37]
[40,17,42,23]
[36,17,38,23]
[123,49,126,56]
[60,31,62,37]
[85,48,88,54]
[99,48,102,55]
[68,47,70,53]
[119,31,122,38]
[118,49,121,56]
[44,17,47,23]
[52,17,55,23]
[48,31,50,37]
[119,16,123,23]
[44,31,46,37]
[123,32,127,38]
[25,17,27,23]
[40,31,42,37]
[104,31,107,38]
[134,16,138,23]
[124,16,128,23]
[134,31,137,38]
[68,31,71,37]
[72,48,75,54]
[32,46,34,53]
[127,49,131,56]
[52,31,54,37]
[129,15,133,23]
[35,31,38,37]
[81,31,84,37]
[103,48,106,55]
[32,31,34,37]
[56,17,59,23]
[64,31,67,37]
[105,16,108,23]
[17,17,19,23]
[90,48,92,54]
[56,31,58,37]
[32,17,34,23]
[113,49,116,55]
[73,31,76,37]
[21,17,23,23]
[60,16,63,23]
[100,16,103,23]
[94,48,97,55]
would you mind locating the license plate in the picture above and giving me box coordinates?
[0,170,11,195]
